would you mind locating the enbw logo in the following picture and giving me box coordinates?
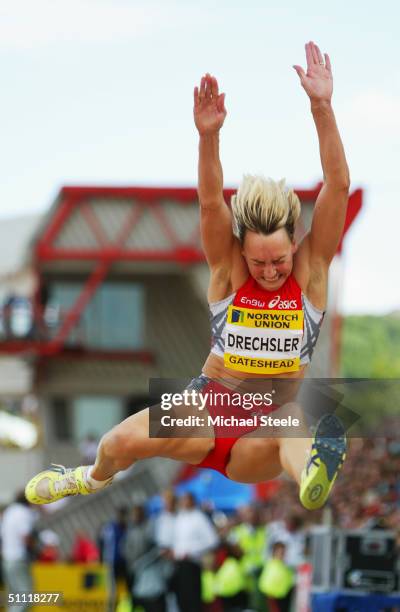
[231,309,244,323]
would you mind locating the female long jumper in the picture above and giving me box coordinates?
[26,42,349,511]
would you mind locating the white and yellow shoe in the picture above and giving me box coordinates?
[25,464,98,505]
[300,414,346,511]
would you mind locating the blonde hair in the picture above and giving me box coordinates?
[231,175,301,244]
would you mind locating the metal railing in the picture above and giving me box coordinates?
[35,457,180,556]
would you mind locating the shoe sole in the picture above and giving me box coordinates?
[301,414,346,510]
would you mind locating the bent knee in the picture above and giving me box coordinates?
[185,437,215,464]
[99,421,149,460]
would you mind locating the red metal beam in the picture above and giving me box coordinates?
[41,348,155,363]
[40,193,79,248]
[35,184,362,263]
[0,341,155,363]
[338,188,363,252]
[60,185,200,203]
[36,247,205,263]
[117,203,145,247]
[0,341,41,356]
[45,260,111,355]
[151,202,180,246]
[81,202,109,247]
[58,184,324,202]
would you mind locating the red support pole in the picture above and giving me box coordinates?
[81,202,109,247]
[39,195,78,247]
[151,202,180,246]
[45,260,111,355]
[116,203,144,247]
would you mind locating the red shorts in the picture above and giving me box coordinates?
[197,437,238,476]
[187,375,278,477]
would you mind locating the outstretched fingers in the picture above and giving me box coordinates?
[313,42,324,65]
[193,86,199,108]
[324,53,332,72]
[200,75,206,99]
[195,73,223,101]
[204,73,212,99]
[194,72,226,124]
[305,41,313,70]
[210,75,219,98]
[293,64,306,82]
[310,41,320,64]
[217,92,226,115]
[194,75,208,108]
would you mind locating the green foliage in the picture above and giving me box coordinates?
[340,314,400,430]
[340,314,400,378]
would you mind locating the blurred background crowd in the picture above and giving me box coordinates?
[1,433,400,611]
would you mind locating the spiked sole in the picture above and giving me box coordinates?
[300,414,346,511]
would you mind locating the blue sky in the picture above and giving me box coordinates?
[1,0,399,314]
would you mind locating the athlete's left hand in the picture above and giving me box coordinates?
[293,41,333,102]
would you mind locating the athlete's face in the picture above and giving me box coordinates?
[242,228,297,291]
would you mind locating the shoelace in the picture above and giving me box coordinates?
[306,453,321,475]
[50,463,67,474]
[50,464,82,495]
[56,473,79,495]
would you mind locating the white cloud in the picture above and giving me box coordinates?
[341,90,400,134]
[0,0,201,49]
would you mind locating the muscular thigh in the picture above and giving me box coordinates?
[225,400,310,483]
[110,403,215,465]
[226,435,282,483]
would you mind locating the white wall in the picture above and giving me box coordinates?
[0,449,43,505]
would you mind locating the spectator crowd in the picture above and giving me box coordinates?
[1,434,400,611]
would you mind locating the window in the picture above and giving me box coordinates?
[52,397,71,441]
[46,281,145,349]
[72,396,123,444]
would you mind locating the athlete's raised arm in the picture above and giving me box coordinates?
[293,42,350,301]
[194,74,234,281]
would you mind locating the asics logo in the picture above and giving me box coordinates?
[268,295,298,309]
[268,296,281,308]
[309,484,323,502]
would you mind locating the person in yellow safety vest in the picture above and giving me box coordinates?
[258,542,294,612]
[115,596,132,612]
[215,543,248,612]
[202,543,249,612]
[201,551,217,607]
[202,568,217,606]
[229,505,267,588]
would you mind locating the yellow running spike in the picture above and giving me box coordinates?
[300,414,346,511]
[25,465,94,505]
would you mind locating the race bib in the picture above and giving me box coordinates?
[224,304,303,374]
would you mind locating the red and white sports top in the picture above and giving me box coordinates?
[209,274,324,375]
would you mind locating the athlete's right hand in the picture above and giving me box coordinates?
[194,73,227,135]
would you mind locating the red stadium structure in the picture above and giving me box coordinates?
[0,184,362,361]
